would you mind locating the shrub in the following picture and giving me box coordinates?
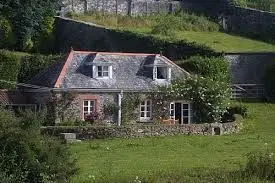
[18,54,63,82]
[164,76,231,123]
[0,50,21,89]
[0,108,77,183]
[244,147,275,180]
[0,17,14,49]
[180,56,230,83]
[222,103,248,122]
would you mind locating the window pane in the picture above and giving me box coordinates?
[84,101,88,106]
[140,112,145,117]
[146,100,151,106]
[146,106,150,112]
[183,104,189,109]
[98,66,102,71]
[141,101,145,105]
[183,117,189,124]
[103,72,108,77]
[84,107,88,112]
[89,107,93,112]
[141,106,145,111]
[146,112,151,118]
[89,101,94,106]
[183,110,188,116]
[103,66,109,71]
[98,72,102,77]
[156,67,167,79]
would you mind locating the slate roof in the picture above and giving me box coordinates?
[29,50,189,91]
[0,90,28,104]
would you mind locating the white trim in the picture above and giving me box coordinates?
[153,66,171,81]
[83,100,95,119]
[139,99,152,122]
[170,101,192,124]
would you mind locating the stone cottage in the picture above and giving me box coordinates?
[24,50,192,125]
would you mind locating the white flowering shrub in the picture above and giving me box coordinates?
[163,76,231,123]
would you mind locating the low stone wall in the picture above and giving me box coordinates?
[41,122,241,140]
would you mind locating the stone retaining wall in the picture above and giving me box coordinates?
[53,16,218,59]
[41,122,241,139]
[61,0,181,16]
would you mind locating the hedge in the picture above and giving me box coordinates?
[0,50,62,89]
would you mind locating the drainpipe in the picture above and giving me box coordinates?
[117,90,123,126]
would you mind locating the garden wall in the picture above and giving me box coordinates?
[225,52,275,85]
[41,122,241,139]
[54,16,218,59]
[60,0,181,16]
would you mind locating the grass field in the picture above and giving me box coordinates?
[70,102,275,183]
[69,13,275,53]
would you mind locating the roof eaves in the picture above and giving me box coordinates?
[54,50,75,88]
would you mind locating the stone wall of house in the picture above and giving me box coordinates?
[41,121,242,139]
[54,16,219,59]
[54,92,118,123]
[60,0,181,16]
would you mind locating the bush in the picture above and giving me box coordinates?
[0,108,77,183]
[180,56,230,83]
[244,147,275,180]
[0,17,14,49]
[222,103,248,122]
[18,54,63,82]
[0,50,21,89]
[164,76,231,123]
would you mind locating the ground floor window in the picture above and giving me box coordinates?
[140,100,152,122]
[83,100,96,119]
[170,101,192,124]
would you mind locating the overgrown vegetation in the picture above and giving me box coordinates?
[0,0,59,52]
[0,108,77,182]
[0,49,62,88]
[69,12,275,52]
[234,0,275,12]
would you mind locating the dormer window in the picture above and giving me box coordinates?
[153,66,171,80]
[97,66,109,77]
[91,64,113,79]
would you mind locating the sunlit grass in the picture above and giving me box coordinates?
[70,102,275,182]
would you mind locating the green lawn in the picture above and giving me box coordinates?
[70,102,275,183]
[70,14,275,53]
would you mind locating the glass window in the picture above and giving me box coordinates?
[97,66,109,77]
[154,67,168,79]
[140,100,152,121]
[83,100,95,117]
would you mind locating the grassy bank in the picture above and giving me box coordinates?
[70,102,275,182]
[69,12,275,53]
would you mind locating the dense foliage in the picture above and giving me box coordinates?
[0,50,62,88]
[0,108,76,182]
[179,56,230,82]
[165,56,231,123]
[0,50,21,88]
[0,0,60,52]
[234,0,275,11]
[164,77,231,123]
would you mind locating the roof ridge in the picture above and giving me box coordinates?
[74,50,158,56]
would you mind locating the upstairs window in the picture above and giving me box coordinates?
[153,66,171,80]
[97,66,109,77]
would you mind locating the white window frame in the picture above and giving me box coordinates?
[153,66,171,81]
[170,101,192,124]
[83,100,96,119]
[139,100,152,122]
[92,65,113,79]
[97,66,109,78]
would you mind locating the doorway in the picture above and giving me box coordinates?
[170,102,192,124]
